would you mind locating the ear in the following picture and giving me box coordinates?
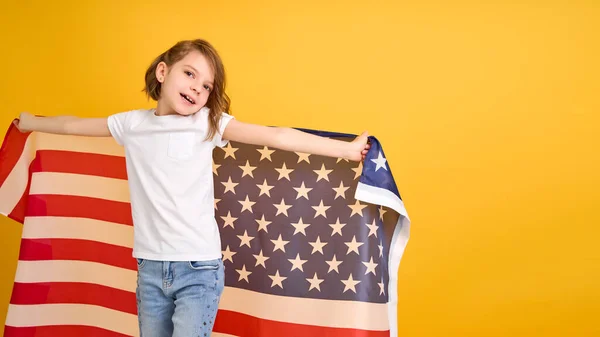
[155,61,168,83]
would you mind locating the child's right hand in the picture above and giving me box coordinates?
[14,112,34,133]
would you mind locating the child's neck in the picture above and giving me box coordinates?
[154,100,177,116]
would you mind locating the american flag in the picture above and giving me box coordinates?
[0,121,411,337]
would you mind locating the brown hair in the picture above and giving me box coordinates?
[143,39,231,141]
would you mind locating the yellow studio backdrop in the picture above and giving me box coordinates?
[0,1,598,336]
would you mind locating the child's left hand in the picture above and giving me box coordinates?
[347,131,370,161]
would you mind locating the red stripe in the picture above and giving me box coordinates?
[4,325,131,337]
[10,282,137,315]
[19,238,136,270]
[31,150,127,179]
[214,309,390,337]
[26,194,133,226]
[7,183,29,224]
[0,121,30,187]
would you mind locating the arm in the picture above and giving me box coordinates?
[15,112,111,137]
[222,119,370,161]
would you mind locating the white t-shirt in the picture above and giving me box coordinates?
[107,107,234,261]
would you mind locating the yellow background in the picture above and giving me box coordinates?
[0,1,598,336]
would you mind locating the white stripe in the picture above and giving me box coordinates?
[15,260,136,292]
[22,216,133,248]
[219,287,388,331]
[355,181,409,220]
[211,334,239,337]
[355,181,411,337]
[35,132,124,156]
[6,303,138,336]
[0,135,33,216]
[15,260,388,331]
[30,172,130,202]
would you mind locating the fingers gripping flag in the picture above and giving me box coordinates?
[0,121,410,337]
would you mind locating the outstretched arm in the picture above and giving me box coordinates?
[222,119,370,162]
[14,112,111,137]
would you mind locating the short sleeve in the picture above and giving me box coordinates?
[213,112,235,148]
[107,111,132,146]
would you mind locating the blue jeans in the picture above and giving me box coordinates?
[135,258,225,337]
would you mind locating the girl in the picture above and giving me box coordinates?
[15,39,370,337]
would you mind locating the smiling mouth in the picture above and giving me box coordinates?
[180,93,196,104]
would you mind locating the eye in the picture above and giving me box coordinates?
[184,70,194,78]
[203,85,212,92]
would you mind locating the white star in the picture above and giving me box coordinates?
[237,230,254,248]
[256,179,274,197]
[308,236,327,255]
[293,182,312,200]
[290,217,311,236]
[312,200,330,219]
[238,195,256,213]
[371,151,388,171]
[379,281,386,295]
[329,217,347,237]
[268,270,287,289]
[253,249,269,268]
[348,200,367,217]
[336,157,349,163]
[274,199,292,217]
[221,211,237,229]
[306,273,324,292]
[378,243,384,257]
[238,160,257,178]
[362,257,378,275]
[313,163,333,182]
[275,163,293,181]
[332,181,349,199]
[236,265,251,283]
[214,198,220,210]
[288,253,307,272]
[341,274,361,293]
[212,160,220,175]
[379,206,387,220]
[221,177,238,194]
[255,214,272,233]
[326,255,343,273]
[345,235,364,255]
[257,146,275,161]
[222,142,238,159]
[352,161,363,180]
[271,234,289,253]
[222,245,236,263]
[365,219,378,238]
[295,152,311,163]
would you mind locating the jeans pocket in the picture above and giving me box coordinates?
[136,258,145,269]
[188,259,220,271]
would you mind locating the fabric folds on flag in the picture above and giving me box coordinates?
[0,120,410,337]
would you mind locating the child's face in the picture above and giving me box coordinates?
[157,50,215,116]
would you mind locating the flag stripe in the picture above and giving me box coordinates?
[214,310,389,337]
[19,238,136,271]
[13,259,388,331]
[4,325,132,337]
[31,150,127,179]
[32,132,123,156]
[15,260,136,292]
[5,304,138,336]
[22,216,133,248]
[0,123,29,186]
[10,282,137,315]
[30,172,130,203]
[26,195,133,226]
[0,132,32,217]
[217,287,389,331]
